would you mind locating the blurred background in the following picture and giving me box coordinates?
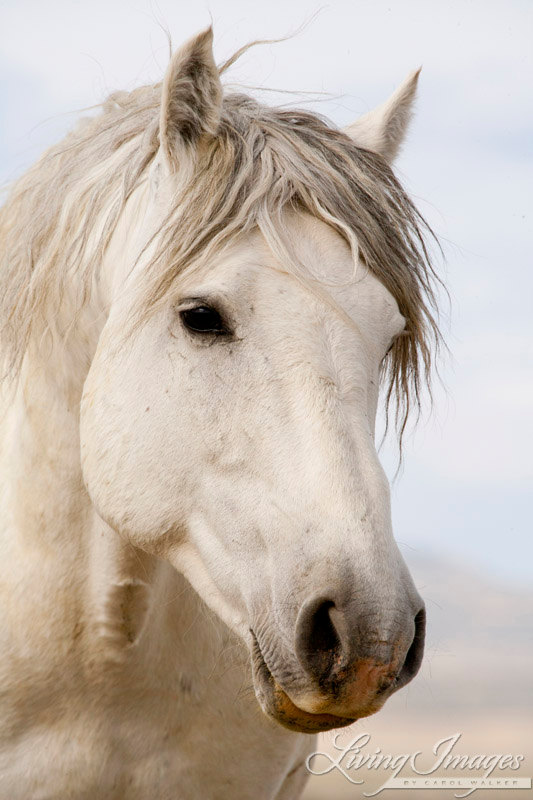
[1,1,531,797]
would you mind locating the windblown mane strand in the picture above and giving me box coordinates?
[0,57,442,440]
[0,84,162,380]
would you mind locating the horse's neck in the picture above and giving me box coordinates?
[0,178,142,560]
[0,180,223,673]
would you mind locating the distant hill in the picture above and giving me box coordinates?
[403,551,533,711]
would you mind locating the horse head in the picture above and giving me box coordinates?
[80,28,436,734]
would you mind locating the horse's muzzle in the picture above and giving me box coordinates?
[250,596,425,733]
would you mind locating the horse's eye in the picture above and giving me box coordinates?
[180,305,227,334]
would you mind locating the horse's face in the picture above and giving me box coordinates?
[81,209,424,733]
[81,28,426,733]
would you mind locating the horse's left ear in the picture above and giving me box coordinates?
[159,27,222,172]
[344,69,421,163]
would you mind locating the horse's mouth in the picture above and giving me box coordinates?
[250,630,357,734]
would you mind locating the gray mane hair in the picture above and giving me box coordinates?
[0,55,442,440]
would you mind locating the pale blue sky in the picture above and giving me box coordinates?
[1,0,531,586]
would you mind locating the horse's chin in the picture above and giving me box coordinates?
[250,631,358,734]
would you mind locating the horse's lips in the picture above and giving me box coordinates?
[250,631,357,734]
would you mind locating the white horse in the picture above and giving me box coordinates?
[0,28,440,800]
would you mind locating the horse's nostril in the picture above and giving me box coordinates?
[295,596,342,683]
[395,606,426,688]
[295,595,426,698]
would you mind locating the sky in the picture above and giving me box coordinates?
[1,0,531,587]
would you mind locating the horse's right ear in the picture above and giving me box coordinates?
[159,27,222,172]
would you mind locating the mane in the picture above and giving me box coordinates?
[0,60,442,439]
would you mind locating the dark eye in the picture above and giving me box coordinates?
[180,305,228,334]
